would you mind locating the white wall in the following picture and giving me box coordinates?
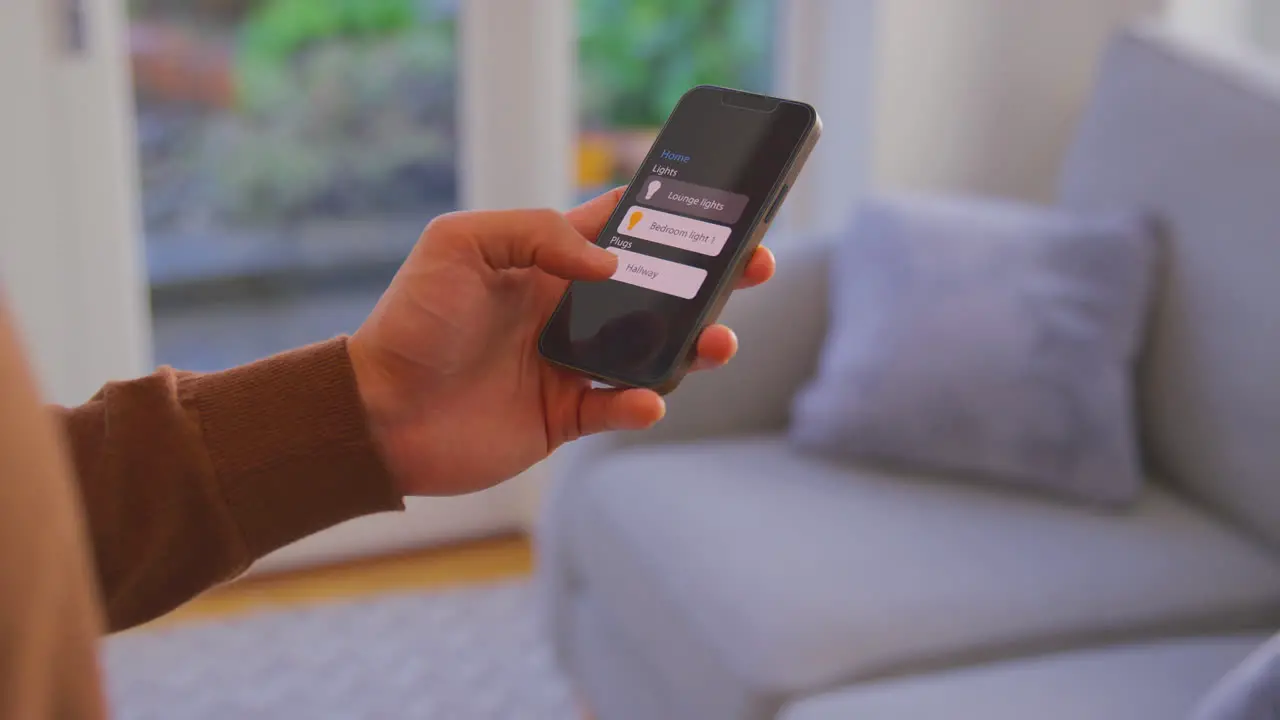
[0,0,150,405]
[870,0,1167,202]
[0,2,74,396]
[1167,0,1253,43]
[1165,0,1280,56]
[1260,2,1280,54]
[1259,1,1280,52]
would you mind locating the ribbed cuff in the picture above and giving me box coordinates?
[180,337,404,562]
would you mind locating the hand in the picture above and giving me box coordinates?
[348,188,775,497]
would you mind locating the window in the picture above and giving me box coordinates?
[129,0,458,370]
[575,0,776,199]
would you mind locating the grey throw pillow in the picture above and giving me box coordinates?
[1194,633,1280,720]
[789,195,1155,505]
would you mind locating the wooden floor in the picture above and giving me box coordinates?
[147,533,533,629]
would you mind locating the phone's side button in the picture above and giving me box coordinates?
[764,184,790,223]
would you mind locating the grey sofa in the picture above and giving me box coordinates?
[539,25,1280,719]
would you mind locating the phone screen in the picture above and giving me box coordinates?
[540,86,816,388]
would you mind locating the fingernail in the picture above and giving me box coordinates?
[651,396,667,425]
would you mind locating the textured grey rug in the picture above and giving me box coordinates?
[103,582,576,720]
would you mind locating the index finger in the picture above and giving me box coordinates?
[430,208,617,280]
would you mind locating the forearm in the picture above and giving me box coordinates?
[0,305,108,719]
[59,338,404,631]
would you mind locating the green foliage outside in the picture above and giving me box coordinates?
[228,0,774,131]
[239,0,417,62]
[133,0,774,226]
[207,0,455,223]
[579,0,774,128]
[210,30,456,222]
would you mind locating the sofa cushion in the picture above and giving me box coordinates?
[791,195,1154,506]
[781,634,1267,720]
[1058,27,1280,547]
[564,436,1280,710]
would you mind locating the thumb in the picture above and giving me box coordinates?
[443,208,617,280]
[576,387,666,437]
[565,186,626,238]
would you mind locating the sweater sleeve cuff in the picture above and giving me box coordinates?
[179,337,405,562]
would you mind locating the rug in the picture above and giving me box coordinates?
[103,582,576,720]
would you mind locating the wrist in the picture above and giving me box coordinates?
[347,333,395,426]
[346,333,414,495]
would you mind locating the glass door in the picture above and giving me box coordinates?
[127,0,459,371]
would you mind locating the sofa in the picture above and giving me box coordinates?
[538,25,1280,719]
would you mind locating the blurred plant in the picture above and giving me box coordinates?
[128,0,263,25]
[235,0,419,111]
[579,0,774,128]
[239,0,416,63]
[201,4,457,224]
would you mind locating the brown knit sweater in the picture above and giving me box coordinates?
[0,304,404,719]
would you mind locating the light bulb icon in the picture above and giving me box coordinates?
[645,180,662,200]
[627,210,644,231]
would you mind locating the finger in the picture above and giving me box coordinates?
[735,246,776,289]
[690,325,738,372]
[565,186,626,239]
[438,208,617,280]
[577,387,666,436]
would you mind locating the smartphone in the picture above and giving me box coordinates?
[538,86,821,394]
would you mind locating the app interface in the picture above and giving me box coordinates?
[541,87,814,385]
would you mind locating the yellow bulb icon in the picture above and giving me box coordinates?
[627,210,644,231]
